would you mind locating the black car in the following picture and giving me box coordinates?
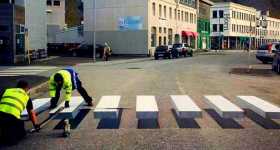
[72,44,105,58]
[154,46,171,60]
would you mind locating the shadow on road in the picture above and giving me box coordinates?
[137,119,160,129]
[96,109,123,129]
[244,109,280,129]
[171,109,200,129]
[230,68,275,77]
[205,109,244,129]
[54,109,91,130]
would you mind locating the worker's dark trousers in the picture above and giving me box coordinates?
[51,78,92,105]
[0,112,26,146]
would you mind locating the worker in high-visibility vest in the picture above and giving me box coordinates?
[0,80,39,146]
[49,67,93,109]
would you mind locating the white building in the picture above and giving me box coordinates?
[83,0,198,55]
[46,0,66,43]
[210,2,257,49]
[25,0,47,51]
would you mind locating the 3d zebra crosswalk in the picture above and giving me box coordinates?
[0,66,57,76]
[21,95,280,127]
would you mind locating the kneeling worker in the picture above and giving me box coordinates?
[0,80,39,145]
[49,67,93,109]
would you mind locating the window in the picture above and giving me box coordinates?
[213,24,217,32]
[219,10,224,18]
[159,36,162,46]
[232,11,235,19]
[168,29,173,45]
[181,11,184,21]
[164,6,166,18]
[0,25,9,32]
[219,24,224,32]
[190,13,193,23]
[159,5,162,17]
[178,10,180,21]
[151,27,157,47]
[164,27,166,33]
[164,37,167,45]
[194,14,196,24]
[186,12,189,22]
[159,27,162,33]
[185,12,187,21]
[152,3,156,16]
[213,10,217,18]
[232,24,235,32]
[174,9,177,20]
[169,7,172,19]
[53,0,60,6]
[47,0,52,6]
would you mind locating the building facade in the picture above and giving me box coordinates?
[210,2,257,50]
[83,0,198,55]
[0,0,46,64]
[197,0,213,50]
[46,0,65,43]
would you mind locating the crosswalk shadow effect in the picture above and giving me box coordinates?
[244,109,280,129]
[205,109,243,129]
[137,119,159,129]
[54,109,90,130]
[171,109,200,129]
[96,110,123,129]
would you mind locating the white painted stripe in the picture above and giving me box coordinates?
[94,96,121,119]
[0,70,46,73]
[204,95,244,118]
[237,96,280,119]
[136,95,158,119]
[171,95,202,118]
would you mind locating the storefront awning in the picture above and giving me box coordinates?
[182,31,198,37]
[192,32,198,37]
[182,31,193,37]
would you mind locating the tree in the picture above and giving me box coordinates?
[66,0,81,27]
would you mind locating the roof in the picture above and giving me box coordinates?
[200,0,214,6]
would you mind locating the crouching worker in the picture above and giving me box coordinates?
[0,80,39,146]
[49,67,93,109]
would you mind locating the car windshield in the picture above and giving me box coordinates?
[173,44,182,48]
[258,45,269,50]
[156,46,167,51]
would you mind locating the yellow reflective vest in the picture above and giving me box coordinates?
[49,70,72,101]
[0,88,29,119]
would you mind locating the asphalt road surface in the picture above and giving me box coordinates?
[3,52,280,150]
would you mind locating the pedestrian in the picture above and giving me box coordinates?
[103,42,112,61]
[49,67,93,109]
[0,80,39,146]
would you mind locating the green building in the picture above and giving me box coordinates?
[197,0,213,50]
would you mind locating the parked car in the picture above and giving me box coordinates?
[71,44,105,58]
[256,42,280,64]
[272,50,280,74]
[171,43,193,58]
[154,46,171,60]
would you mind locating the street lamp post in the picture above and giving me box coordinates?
[92,0,96,62]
